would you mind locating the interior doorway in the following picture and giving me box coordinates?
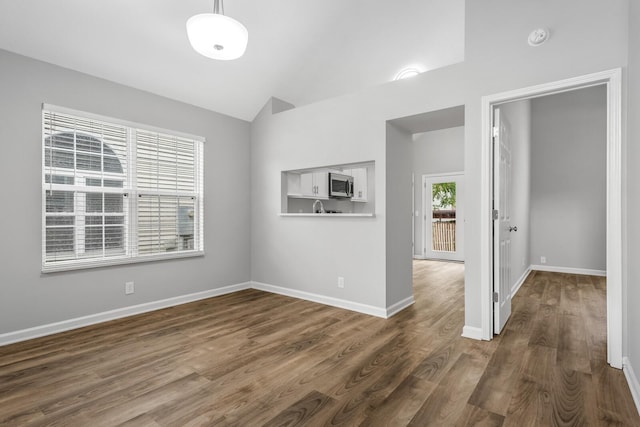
[386,105,466,311]
[479,69,622,369]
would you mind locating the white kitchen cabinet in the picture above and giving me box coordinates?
[299,173,313,197]
[299,172,328,199]
[350,168,368,202]
[315,172,328,198]
[286,173,301,196]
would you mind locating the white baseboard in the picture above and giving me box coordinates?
[251,281,388,318]
[0,282,252,347]
[624,357,640,416]
[1,279,416,347]
[511,267,532,298]
[530,265,606,277]
[462,325,484,340]
[386,296,415,317]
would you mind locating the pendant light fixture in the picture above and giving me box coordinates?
[187,0,248,60]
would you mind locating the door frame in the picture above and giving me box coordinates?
[479,68,622,369]
[422,172,464,261]
[412,173,416,258]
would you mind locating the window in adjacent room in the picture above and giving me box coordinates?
[42,105,204,272]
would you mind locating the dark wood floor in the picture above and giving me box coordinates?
[1,261,638,426]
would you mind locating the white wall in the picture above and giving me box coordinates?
[499,100,532,289]
[411,126,464,257]
[627,0,640,383]
[530,86,607,271]
[0,49,251,335]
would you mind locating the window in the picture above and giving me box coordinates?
[42,105,204,272]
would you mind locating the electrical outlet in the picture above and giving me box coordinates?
[125,281,135,295]
[540,256,546,264]
[337,277,345,288]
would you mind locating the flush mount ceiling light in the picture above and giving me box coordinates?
[394,67,422,81]
[187,0,248,60]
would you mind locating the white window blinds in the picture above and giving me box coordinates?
[135,130,202,255]
[42,105,204,272]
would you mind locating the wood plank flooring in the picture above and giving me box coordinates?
[1,262,638,426]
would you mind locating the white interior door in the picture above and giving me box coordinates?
[493,107,513,334]
[423,174,464,261]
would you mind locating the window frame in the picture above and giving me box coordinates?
[41,104,205,273]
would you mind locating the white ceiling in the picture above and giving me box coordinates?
[0,0,465,121]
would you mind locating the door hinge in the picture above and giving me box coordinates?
[492,126,499,138]
[492,209,499,220]
[493,292,499,303]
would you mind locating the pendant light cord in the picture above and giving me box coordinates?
[213,0,224,15]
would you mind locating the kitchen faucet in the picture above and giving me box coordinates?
[313,199,325,214]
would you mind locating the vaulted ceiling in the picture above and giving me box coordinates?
[0,0,465,121]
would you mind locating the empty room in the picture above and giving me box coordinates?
[1,0,640,425]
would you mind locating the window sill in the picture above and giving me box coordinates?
[41,250,205,273]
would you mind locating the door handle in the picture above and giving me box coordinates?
[509,226,518,232]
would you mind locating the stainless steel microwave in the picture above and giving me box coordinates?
[328,173,354,198]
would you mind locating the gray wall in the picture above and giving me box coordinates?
[0,49,251,334]
[1,1,635,363]
[627,0,640,375]
[386,124,414,306]
[530,86,607,271]
[499,100,532,289]
[461,0,626,328]
[411,126,464,257]
[251,0,628,322]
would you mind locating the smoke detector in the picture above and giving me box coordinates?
[528,28,550,47]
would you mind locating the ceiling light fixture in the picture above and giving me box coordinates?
[394,67,422,81]
[187,0,248,60]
